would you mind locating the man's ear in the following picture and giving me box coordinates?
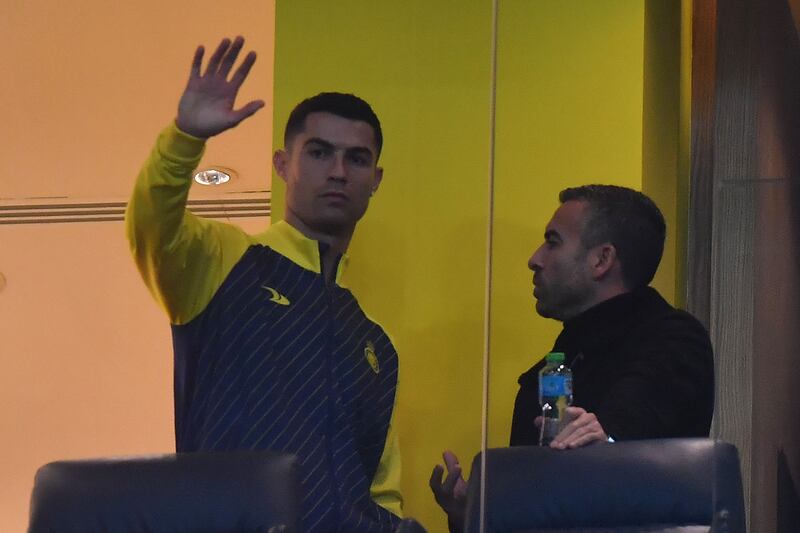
[589,243,617,280]
[272,149,289,183]
[371,166,384,194]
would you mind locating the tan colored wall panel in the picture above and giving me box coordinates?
[1,1,274,203]
[0,1,274,530]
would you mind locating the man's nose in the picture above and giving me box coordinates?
[329,153,347,181]
[528,246,543,272]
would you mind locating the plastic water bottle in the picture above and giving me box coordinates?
[538,352,573,446]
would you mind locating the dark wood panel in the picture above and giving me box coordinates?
[752,3,800,532]
[689,1,800,531]
[711,181,756,518]
[687,0,717,328]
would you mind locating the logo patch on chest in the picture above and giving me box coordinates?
[261,285,291,306]
[364,341,380,374]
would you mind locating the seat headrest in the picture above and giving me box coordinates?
[28,450,301,533]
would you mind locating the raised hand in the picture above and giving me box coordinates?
[175,36,266,139]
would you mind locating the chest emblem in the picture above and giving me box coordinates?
[261,285,290,306]
[364,341,380,374]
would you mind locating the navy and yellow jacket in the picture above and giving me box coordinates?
[126,124,402,531]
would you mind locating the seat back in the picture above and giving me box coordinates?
[463,439,746,533]
[28,450,301,533]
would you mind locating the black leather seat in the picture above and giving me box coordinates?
[28,450,301,533]
[463,439,746,533]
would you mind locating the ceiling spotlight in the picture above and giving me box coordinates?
[194,168,232,186]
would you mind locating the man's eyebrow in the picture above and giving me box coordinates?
[302,137,375,156]
[302,137,335,150]
[345,146,375,158]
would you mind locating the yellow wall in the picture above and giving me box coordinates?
[677,0,694,308]
[642,0,682,305]
[487,0,647,447]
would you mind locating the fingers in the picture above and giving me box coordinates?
[546,406,585,448]
[430,452,464,495]
[440,450,466,496]
[443,450,460,469]
[189,46,204,79]
[197,37,256,85]
[176,36,264,138]
[562,406,584,424]
[562,430,604,448]
[430,451,469,525]
[442,462,463,494]
[429,463,454,511]
[231,99,266,125]
[218,36,245,78]
[205,38,232,76]
[551,409,607,450]
[429,464,445,493]
[534,415,543,428]
[230,51,258,87]
[552,412,590,447]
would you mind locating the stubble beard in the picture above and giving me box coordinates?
[534,277,593,322]
[306,207,362,244]
[535,293,570,321]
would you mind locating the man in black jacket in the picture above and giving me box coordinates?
[430,185,714,528]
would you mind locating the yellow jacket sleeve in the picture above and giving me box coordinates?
[370,388,403,517]
[125,123,252,325]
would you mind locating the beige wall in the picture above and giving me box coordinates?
[2,1,274,202]
[0,2,274,531]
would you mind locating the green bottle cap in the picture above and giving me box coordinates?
[545,352,565,363]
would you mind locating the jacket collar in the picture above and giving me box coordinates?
[519,287,666,385]
[556,286,666,356]
[255,221,350,286]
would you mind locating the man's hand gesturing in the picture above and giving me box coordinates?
[176,36,265,139]
[430,451,468,530]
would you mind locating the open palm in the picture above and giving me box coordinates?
[176,36,265,139]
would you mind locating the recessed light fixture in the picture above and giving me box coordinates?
[194,168,233,186]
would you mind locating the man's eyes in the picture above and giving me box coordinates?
[305,147,371,166]
[308,147,332,158]
[347,153,370,166]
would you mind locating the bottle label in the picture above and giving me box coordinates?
[540,375,572,397]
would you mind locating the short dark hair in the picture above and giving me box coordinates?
[283,92,383,157]
[559,184,666,289]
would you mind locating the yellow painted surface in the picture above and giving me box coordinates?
[272,2,492,531]
[487,1,647,448]
[642,0,682,305]
[677,0,694,308]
